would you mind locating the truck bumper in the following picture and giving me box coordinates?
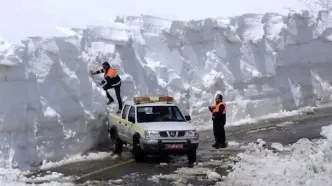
[140,138,199,154]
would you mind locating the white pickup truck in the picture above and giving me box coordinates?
[106,96,199,163]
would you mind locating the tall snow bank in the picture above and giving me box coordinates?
[2,10,332,171]
[218,124,332,186]
[0,36,109,171]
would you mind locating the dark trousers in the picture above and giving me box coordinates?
[103,82,123,110]
[213,122,226,145]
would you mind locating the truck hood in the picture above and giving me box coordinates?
[139,121,196,131]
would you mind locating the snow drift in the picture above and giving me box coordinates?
[218,124,332,186]
[2,9,332,170]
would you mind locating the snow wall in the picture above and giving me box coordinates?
[2,9,332,170]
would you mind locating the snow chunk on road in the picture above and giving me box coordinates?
[109,179,123,184]
[321,124,332,140]
[219,124,332,186]
[227,141,241,147]
[0,167,74,186]
[40,151,114,170]
[271,142,289,151]
[256,138,267,147]
[206,171,222,181]
[148,167,212,184]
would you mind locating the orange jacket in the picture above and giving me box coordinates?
[94,67,121,86]
[209,101,226,123]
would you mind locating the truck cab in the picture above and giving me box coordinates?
[107,96,199,163]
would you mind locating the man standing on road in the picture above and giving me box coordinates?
[209,94,227,149]
[90,62,123,113]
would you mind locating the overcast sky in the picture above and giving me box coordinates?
[0,0,307,44]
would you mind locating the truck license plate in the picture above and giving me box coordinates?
[165,144,183,149]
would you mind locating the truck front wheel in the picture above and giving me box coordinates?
[133,137,145,162]
[110,129,123,154]
[187,150,197,163]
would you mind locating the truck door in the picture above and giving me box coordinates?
[123,106,136,144]
[118,104,130,138]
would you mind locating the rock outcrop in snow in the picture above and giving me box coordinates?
[1,10,332,170]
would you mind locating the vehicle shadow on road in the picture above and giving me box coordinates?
[145,155,194,167]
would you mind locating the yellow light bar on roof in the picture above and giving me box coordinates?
[133,97,150,104]
[133,96,174,104]
[159,96,174,102]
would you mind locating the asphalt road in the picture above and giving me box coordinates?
[26,111,332,186]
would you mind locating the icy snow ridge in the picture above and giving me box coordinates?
[218,124,332,186]
[2,10,332,171]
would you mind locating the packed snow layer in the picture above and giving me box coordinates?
[2,9,332,171]
[0,151,118,186]
[0,167,74,186]
[40,151,116,170]
[218,124,332,186]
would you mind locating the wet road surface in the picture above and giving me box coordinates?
[26,109,332,186]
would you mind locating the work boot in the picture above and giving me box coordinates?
[219,143,227,148]
[212,143,218,148]
[107,99,113,105]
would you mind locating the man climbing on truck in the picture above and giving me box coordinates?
[90,62,123,113]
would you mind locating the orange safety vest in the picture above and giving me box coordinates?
[104,68,118,78]
[212,102,226,118]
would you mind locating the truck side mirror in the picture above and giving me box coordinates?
[185,115,191,121]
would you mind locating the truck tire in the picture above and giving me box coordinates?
[110,129,123,154]
[187,150,196,163]
[133,137,145,162]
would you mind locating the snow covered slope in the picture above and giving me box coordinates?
[219,124,332,186]
[2,9,332,171]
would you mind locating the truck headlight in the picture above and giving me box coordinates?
[144,130,160,138]
[185,130,198,137]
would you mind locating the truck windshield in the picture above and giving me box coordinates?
[137,106,186,123]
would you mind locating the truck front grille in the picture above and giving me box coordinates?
[159,131,168,137]
[177,131,185,137]
[159,131,186,137]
